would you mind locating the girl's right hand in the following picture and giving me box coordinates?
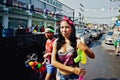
[73,67,86,76]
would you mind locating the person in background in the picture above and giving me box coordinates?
[51,16,95,80]
[0,23,4,37]
[113,26,120,56]
[18,24,23,29]
[34,24,38,32]
[40,26,45,32]
[43,26,57,80]
[25,25,29,33]
[30,24,35,32]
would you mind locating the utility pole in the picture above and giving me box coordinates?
[79,3,84,27]
[73,9,75,22]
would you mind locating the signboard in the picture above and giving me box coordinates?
[116,20,120,26]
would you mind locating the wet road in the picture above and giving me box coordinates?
[79,35,120,80]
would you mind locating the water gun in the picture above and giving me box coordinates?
[74,49,87,80]
[74,49,87,64]
[27,61,46,73]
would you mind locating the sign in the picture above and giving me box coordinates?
[116,20,120,26]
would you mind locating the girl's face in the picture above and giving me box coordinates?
[60,21,72,38]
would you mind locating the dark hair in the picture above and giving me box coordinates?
[56,20,77,62]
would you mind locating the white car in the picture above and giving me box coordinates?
[76,28,91,45]
[91,29,100,39]
[104,31,114,44]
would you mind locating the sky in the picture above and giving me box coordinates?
[58,0,120,26]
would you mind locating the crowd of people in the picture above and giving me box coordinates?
[27,24,45,33]
[0,23,45,37]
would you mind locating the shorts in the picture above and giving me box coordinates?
[57,70,79,80]
[114,40,120,48]
[46,63,56,74]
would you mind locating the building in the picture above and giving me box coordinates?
[0,0,74,34]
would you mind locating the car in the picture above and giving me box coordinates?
[76,28,91,45]
[91,29,100,39]
[104,31,114,44]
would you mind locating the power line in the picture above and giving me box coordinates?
[85,15,118,19]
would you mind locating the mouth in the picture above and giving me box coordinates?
[62,32,67,35]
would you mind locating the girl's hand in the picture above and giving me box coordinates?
[73,67,86,76]
[59,67,86,76]
[78,42,95,59]
[78,42,86,51]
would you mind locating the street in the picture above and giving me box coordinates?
[80,35,120,80]
[0,0,120,80]
[1,34,120,80]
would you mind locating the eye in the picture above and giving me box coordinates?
[66,26,70,28]
[60,26,64,28]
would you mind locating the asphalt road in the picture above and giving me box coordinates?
[79,35,120,80]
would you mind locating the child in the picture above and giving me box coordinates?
[43,26,57,80]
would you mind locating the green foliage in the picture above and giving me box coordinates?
[117,14,120,20]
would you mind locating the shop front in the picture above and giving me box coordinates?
[46,21,55,27]
[8,17,27,29]
[32,20,44,32]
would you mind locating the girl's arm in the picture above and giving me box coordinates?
[77,39,95,59]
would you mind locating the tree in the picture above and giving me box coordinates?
[117,14,120,20]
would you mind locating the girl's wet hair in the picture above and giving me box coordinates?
[56,16,78,64]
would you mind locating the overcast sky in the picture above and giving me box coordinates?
[58,0,120,26]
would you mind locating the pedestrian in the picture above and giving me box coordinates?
[18,24,23,29]
[43,26,57,80]
[51,16,95,80]
[30,24,35,32]
[0,23,4,37]
[25,25,29,33]
[113,26,120,56]
[34,24,39,32]
[40,26,45,32]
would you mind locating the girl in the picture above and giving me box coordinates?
[51,16,95,80]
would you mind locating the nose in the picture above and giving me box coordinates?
[62,27,67,32]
